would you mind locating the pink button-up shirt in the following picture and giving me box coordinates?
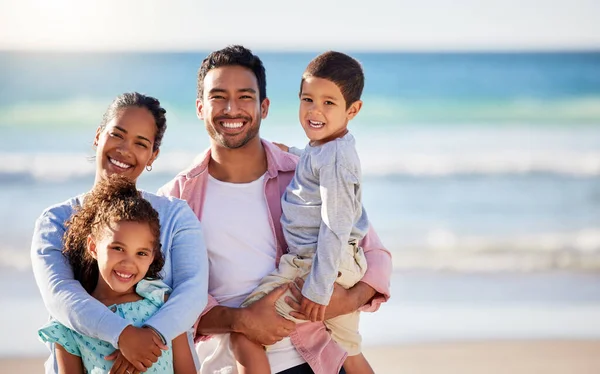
[158,139,392,374]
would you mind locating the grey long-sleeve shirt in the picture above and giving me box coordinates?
[281,132,369,305]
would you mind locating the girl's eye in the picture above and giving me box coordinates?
[113,246,123,252]
[137,252,148,256]
[136,142,148,149]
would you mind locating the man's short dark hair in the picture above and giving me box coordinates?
[197,45,267,102]
[301,51,364,109]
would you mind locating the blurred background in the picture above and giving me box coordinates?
[1,0,599,372]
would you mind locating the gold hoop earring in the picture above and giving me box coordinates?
[146,165,153,172]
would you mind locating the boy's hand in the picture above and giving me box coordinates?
[300,297,327,322]
[272,142,289,152]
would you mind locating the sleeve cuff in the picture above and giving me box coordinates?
[143,324,168,345]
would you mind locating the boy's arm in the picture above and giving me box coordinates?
[142,201,209,342]
[302,162,358,306]
[31,208,131,347]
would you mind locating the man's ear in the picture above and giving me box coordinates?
[87,235,98,259]
[346,100,363,121]
[196,99,204,120]
[260,98,270,119]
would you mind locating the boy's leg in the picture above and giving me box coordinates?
[343,354,374,374]
[230,332,271,374]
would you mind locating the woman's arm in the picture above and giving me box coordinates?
[31,205,130,346]
[142,200,209,342]
[172,333,197,374]
[55,344,84,374]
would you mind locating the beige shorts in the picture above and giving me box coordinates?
[242,240,368,356]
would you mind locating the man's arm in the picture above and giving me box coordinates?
[196,284,295,345]
[31,207,131,347]
[142,201,209,342]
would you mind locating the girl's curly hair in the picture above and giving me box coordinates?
[63,174,164,294]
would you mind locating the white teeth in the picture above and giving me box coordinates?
[221,122,244,129]
[115,271,134,279]
[109,158,132,169]
[308,120,324,128]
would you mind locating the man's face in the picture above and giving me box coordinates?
[197,65,269,149]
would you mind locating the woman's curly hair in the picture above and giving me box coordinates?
[63,174,164,294]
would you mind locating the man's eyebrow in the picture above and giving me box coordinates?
[238,88,257,94]
[114,126,151,144]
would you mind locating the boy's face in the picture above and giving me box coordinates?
[299,76,361,145]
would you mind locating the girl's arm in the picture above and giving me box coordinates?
[172,333,197,374]
[55,344,84,374]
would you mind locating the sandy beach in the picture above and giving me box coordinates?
[2,340,599,374]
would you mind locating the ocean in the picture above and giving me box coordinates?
[1,51,600,357]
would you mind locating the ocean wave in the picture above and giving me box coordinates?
[1,150,599,184]
[3,96,600,127]
[6,229,600,272]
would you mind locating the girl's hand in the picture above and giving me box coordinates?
[106,351,140,374]
[300,296,327,322]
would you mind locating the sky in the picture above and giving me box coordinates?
[0,0,599,51]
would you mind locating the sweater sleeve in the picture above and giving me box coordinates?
[142,201,209,341]
[30,206,130,349]
[302,162,360,305]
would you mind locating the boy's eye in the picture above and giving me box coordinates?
[301,98,312,102]
[136,142,148,149]
[324,101,334,105]
[113,246,123,252]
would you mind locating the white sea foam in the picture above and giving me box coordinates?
[2,150,600,184]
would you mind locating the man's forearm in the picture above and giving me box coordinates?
[196,306,245,336]
[351,281,377,310]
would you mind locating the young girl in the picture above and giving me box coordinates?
[38,175,196,374]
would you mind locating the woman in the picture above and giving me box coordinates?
[31,93,208,374]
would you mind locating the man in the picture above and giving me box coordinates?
[158,45,391,374]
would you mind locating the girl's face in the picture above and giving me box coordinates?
[88,220,157,295]
[94,106,159,184]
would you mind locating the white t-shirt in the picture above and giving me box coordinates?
[196,174,305,374]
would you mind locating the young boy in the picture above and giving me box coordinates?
[232,51,374,374]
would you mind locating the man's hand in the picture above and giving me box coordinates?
[111,325,168,371]
[235,284,296,345]
[286,278,373,320]
[106,350,141,374]
[272,142,289,152]
[299,297,327,322]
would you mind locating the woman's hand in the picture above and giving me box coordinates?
[109,325,168,371]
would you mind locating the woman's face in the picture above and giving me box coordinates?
[94,106,159,184]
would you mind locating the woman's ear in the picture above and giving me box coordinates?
[87,235,98,259]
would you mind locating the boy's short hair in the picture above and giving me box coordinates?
[197,45,267,102]
[301,51,364,109]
